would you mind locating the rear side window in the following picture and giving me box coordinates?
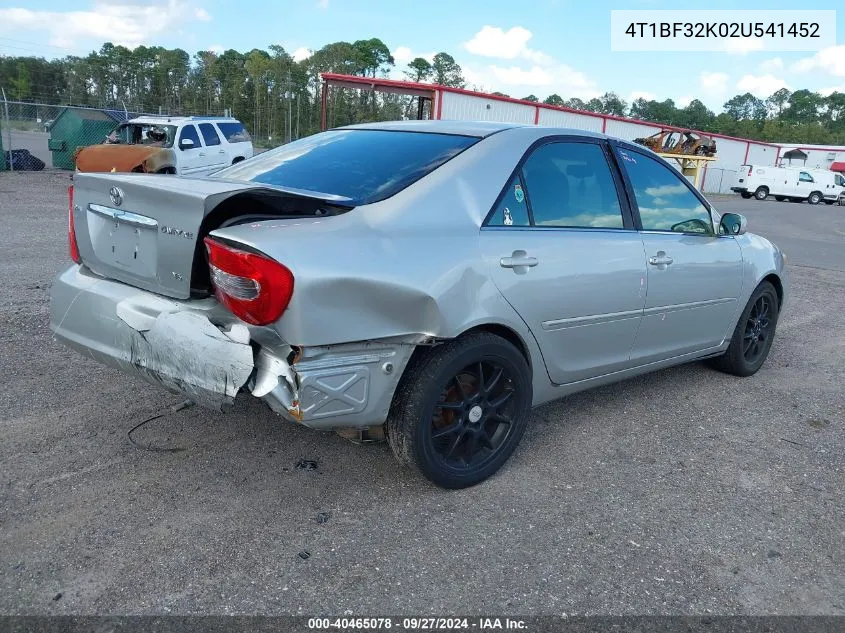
[216,122,251,143]
[488,175,530,227]
[213,129,478,205]
[199,123,221,146]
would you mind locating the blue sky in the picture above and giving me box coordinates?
[0,0,842,111]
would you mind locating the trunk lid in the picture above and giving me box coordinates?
[71,172,352,299]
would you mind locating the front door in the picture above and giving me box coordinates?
[797,170,816,199]
[614,146,743,363]
[481,139,647,385]
[176,124,205,175]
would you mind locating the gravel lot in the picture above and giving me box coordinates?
[0,171,843,616]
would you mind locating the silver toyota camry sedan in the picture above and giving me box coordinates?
[50,121,787,488]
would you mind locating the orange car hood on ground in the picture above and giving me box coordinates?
[74,144,174,173]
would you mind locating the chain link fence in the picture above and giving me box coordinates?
[0,92,269,171]
[0,97,147,171]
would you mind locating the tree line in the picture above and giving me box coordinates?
[1,40,844,145]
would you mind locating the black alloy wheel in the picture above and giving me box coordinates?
[387,333,532,488]
[429,360,518,469]
[742,294,773,365]
[710,281,779,377]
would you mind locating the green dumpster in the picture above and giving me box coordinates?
[48,107,123,170]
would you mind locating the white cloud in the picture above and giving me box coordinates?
[316,0,329,8]
[463,26,552,65]
[0,1,211,49]
[675,95,693,108]
[460,25,598,100]
[292,47,311,62]
[791,45,845,77]
[700,71,729,94]
[207,44,224,54]
[760,57,783,73]
[391,46,435,65]
[818,86,845,97]
[630,91,656,102]
[736,74,789,97]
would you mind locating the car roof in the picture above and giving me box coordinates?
[338,119,608,140]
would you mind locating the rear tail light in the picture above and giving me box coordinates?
[204,237,294,326]
[68,184,81,264]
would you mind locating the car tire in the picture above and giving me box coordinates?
[387,333,532,489]
[807,192,822,205]
[754,186,768,200]
[775,196,785,202]
[710,281,779,377]
[740,192,752,199]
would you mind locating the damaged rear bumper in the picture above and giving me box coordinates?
[49,266,415,428]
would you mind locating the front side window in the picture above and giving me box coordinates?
[619,149,714,236]
[213,129,477,205]
[199,123,221,146]
[799,171,814,183]
[519,142,624,229]
[179,124,201,150]
[107,123,176,147]
[488,175,530,227]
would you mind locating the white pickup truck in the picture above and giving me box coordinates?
[732,164,845,205]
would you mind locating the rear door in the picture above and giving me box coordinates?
[613,145,743,363]
[176,124,206,175]
[197,122,229,174]
[481,138,648,385]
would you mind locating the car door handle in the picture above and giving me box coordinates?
[218,149,225,154]
[648,251,674,267]
[500,250,538,270]
[198,152,206,157]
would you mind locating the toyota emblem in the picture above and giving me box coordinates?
[109,186,124,207]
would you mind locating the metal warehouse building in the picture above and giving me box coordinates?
[320,73,838,195]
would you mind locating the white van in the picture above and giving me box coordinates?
[732,164,845,205]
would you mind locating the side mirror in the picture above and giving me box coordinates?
[179,138,194,150]
[719,212,747,236]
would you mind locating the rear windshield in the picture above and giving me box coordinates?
[211,129,478,205]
